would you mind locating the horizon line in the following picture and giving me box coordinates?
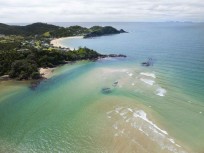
[3,21,204,25]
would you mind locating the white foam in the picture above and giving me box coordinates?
[169,138,175,144]
[120,111,128,116]
[140,78,155,86]
[125,118,131,123]
[133,110,168,135]
[107,106,188,153]
[131,83,135,86]
[127,108,133,112]
[156,88,167,97]
[114,133,119,137]
[113,124,118,130]
[121,129,125,134]
[115,107,123,113]
[108,116,111,118]
[106,111,113,115]
[140,72,156,79]
[176,144,181,148]
[128,73,133,77]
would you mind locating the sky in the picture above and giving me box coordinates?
[0,0,204,23]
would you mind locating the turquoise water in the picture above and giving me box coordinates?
[61,22,204,102]
[0,22,204,153]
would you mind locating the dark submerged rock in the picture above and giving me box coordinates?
[29,81,41,90]
[108,54,127,58]
[101,87,112,94]
[119,29,128,33]
[112,81,118,87]
[141,58,154,67]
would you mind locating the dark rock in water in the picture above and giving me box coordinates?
[101,87,112,94]
[141,58,154,67]
[30,81,41,90]
[119,29,128,33]
[112,81,118,87]
[108,54,127,58]
[141,62,150,66]
[97,54,127,60]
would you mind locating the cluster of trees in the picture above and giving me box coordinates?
[0,40,102,80]
[9,59,40,80]
[50,26,90,37]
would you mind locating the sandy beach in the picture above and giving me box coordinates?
[41,36,83,79]
[39,68,55,79]
[50,36,84,50]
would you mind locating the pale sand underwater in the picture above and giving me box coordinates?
[0,62,200,153]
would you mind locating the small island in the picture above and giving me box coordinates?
[0,23,127,80]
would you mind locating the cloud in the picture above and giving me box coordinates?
[0,0,204,23]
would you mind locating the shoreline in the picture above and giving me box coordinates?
[50,36,84,50]
[39,68,55,79]
[0,68,55,81]
[1,36,126,82]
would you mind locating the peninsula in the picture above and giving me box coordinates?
[0,23,127,80]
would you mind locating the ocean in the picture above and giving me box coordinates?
[0,22,204,153]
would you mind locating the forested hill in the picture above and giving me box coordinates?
[0,23,127,38]
[0,23,59,36]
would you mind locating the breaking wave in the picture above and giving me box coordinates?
[107,106,188,153]
[140,72,156,79]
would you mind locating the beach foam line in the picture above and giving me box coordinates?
[140,78,155,85]
[133,110,168,135]
[140,72,156,78]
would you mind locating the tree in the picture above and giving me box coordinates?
[9,60,39,80]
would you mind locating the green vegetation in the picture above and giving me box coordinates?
[0,36,102,80]
[0,23,127,80]
[50,26,90,37]
[0,23,126,38]
[84,26,127,38]
[9,59,40,80]
[43,32,51,37]
[0,23,59,36]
